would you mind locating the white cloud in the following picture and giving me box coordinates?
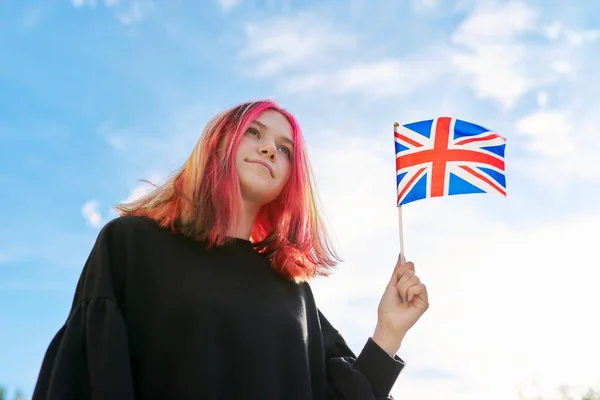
[552,61,571,74]
[98,121,128,150]
[241,13,357,76]
[218,0,242,12]
[515,109,575,156]
[543,21,563,40]
[411,0,438,13]
[279,52,449,98]
[544,21,600,47]
[536,91,548,108]
[70,0,148,25]
[453,2,536,45]
[81,200,103,228]
[70,0,96,7]
[512,105,600,185]
[116,0,144,25]
[449,2,599,109]
[106,135,126,150]
[307,131,600,400]
[565,28,599,47]
[242,12,452,98]
[239,2,597,107]
[121,178,162,204]
[450,1,538,108]
[70,0,120,7]
[108,174,167,217]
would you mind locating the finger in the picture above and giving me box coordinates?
[397,269,415,288]
[389,254,410,285]
[406,283,427,303]
[420,284,429,304]
[397,272,420,300]
[391,254,404,276]
[402,276,420,301]
[395,263,415,285]
[396,261,415,279]
[400,261,415,275]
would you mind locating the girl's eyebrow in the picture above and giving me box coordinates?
[252,120,294,148]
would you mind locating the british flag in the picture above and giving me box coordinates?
[395,117,507,206]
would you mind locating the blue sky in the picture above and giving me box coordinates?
[1,0,600,399]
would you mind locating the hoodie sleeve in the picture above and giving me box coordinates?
[320,311,405,400]
[32,220,135,400]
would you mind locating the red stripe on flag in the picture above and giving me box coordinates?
[396,149,505,171]
[397,167,427,205]
[430,117,451,197]
[459,165,506,196]
[395,131,423,148]
[455,133,502,146]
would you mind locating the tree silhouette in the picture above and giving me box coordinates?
[0,386,27,400]
[581,388,600,400]
[520,384,600,400]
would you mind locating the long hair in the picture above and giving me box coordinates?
[115,99,340,282]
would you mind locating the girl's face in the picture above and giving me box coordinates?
[235,109,294,207]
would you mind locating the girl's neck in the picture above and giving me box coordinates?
[227,200,260,240]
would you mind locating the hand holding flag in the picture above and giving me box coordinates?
[372,254,429,357]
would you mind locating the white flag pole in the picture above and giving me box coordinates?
[394,122,405,258]
[398,204,405,258]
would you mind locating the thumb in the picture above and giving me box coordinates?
[388,253,406,286]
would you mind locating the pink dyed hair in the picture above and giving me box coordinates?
[116,99,340,281]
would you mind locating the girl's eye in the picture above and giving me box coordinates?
[278,146,291,158]
[247,127,260,136]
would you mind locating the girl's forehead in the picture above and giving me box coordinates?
[252,110,294,141]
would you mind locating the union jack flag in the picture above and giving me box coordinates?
[395,117,507,206]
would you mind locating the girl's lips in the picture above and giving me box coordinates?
[247,160,274,177]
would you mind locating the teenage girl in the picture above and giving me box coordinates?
[33,99,429,400]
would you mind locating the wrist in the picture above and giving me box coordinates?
[372,324,405,357]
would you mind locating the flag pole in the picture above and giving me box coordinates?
[394,121,405,258]
[398,205,405,257]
